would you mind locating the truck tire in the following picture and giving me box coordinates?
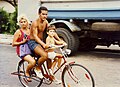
[92,22,120,31]
[56,28,79,54]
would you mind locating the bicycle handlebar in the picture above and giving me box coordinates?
[48,44,67,49]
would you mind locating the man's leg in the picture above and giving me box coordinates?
[46,59,52,69]
[33,45,48,78]
[34,45,48,67]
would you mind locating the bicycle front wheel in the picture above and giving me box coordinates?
[18,60,43,87]
[62,63,95,87]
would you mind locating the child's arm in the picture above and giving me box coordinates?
[54,32,67,45]
[45,37,55,51]
[53,38,64,45]
[46,37,51,45]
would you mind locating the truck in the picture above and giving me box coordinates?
[18,0,120,53]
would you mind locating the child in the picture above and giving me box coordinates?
[45,25,66,72]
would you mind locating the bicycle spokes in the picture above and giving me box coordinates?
[62,64,94,87]
[18,60,43,87]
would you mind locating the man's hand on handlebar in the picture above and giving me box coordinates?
[43,44,50,49]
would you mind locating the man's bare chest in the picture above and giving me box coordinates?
[37,22,46,32]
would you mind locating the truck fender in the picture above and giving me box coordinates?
[49,20,81,32]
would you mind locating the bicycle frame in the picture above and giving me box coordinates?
[39,47,68,81]
[40,47,76,82]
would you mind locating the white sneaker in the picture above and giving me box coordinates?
[53,79,62,85]
[34,68,43,78]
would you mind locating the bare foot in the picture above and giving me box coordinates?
[25,72,32,82]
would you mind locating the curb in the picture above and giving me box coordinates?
[0,34,13,45]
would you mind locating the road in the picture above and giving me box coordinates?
[0,44,120,87]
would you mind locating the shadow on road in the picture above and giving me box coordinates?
[74,47,120,60]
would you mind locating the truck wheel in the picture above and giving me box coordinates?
[92,22,120,31]
[56,28,79,54]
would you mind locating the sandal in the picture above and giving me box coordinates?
[25,72,32,82]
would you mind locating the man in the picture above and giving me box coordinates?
[27,6,50,78]
[28,6,63,81]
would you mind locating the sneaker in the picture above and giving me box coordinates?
[53,79,62,85]
[34,68,43,78]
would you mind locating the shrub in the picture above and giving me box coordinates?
[0,7,18,34]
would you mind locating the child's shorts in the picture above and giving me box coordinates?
[48,51,56,60]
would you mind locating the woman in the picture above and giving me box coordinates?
[12,14,36,82]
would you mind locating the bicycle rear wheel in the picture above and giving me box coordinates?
[62,63,95,87]
[18,60,43,87]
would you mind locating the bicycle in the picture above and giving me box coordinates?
[17,45,95,87]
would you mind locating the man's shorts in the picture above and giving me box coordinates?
[48,51,56,60]
[27,40,39,51]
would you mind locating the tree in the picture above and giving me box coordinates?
[1,0,18,7]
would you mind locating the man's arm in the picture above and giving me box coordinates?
[31,22,46,48]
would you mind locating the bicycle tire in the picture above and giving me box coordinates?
[18,60,43,87]
[62,63,95,87]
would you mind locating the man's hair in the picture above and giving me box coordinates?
[38,6,48,13]
[47,25,56,32]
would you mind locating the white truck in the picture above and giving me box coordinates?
[18,0,120,53]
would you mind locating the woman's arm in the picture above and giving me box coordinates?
[12,30,27,47]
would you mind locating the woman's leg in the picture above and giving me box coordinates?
[24,55,36,81]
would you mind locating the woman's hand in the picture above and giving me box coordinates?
[22,38,28,44]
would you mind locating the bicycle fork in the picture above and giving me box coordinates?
[65,64,80,84]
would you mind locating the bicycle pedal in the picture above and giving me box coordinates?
[44,74,54,81]
[49,75,54,81]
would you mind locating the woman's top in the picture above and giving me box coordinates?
[16,29,30,56]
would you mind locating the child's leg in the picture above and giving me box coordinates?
[51,58,57,71]
[56,53,63,69]
[57,58,62,68]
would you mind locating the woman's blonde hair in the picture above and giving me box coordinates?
[17,14,30,26]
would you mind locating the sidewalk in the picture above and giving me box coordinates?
[0,34,13,45]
